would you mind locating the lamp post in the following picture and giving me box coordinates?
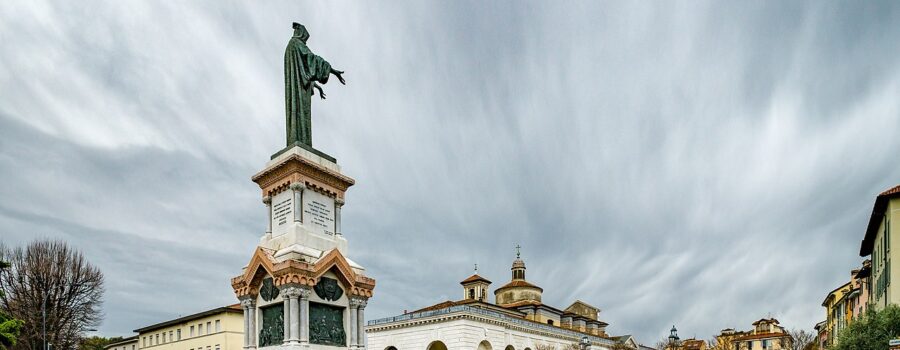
[40,281,86,350]
[579,336,590,350]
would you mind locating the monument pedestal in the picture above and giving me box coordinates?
[233,145,375,350]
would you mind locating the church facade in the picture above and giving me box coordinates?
[365,253,636,350]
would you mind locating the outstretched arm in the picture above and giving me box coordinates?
[330,68,346,85]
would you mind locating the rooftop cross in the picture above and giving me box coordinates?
[515,244,521,259]
[474,263,478,273]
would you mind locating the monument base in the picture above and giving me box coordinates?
[272,142,336,163]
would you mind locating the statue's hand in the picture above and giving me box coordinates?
[314,84,327,100]
[332,69,346,85]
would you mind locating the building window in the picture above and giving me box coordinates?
[190,326,195,337]
[155,335,159,345]
[215,320,221,332]
[198,323,204,335]
[762,339,769,349]
[207,322,211,334]
[142,337,146,347]
[177,329,181,341]
[169,331,173,342]
[547,320,554,325]
[162,333,166,343]
[215,344,220,350]
[468,289,475,299]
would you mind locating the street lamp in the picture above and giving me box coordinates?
[579,336,590,350]
[40,281,86,350]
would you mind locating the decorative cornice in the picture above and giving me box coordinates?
[232,247,375,299]
[252,154,355,197]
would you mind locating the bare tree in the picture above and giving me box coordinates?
[0,240,104,350]
[786,329,813,350]
[707,337,735,350]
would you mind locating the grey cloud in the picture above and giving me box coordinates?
[1,0,900,346]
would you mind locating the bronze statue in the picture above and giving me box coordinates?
[284,22,346,148]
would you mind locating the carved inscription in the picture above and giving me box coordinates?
[302,190,335,235]
[271,190,293,236]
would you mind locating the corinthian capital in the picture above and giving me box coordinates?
[239,296,256,308]
[349,296,368,308]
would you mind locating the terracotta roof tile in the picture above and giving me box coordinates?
[461,274,492,284]
[880,184,900,196]
[495,280,543,291]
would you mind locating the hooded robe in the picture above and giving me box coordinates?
[284,24,333,147]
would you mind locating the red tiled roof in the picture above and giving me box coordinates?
[409,300,459,314]
[881,184,900,196]
[461,274,492,284]
[495,280,543,292]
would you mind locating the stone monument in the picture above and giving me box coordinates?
[232,22,374,350]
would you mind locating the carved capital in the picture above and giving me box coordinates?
[290,182,305,191]
[281,285,304,298]
[335,198,345,207]
[349,296,367,308]
[262,196,272,205]
[298,286,313,300]
[240,297,256,308]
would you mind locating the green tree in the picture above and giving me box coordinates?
[0,260,24,350]
[833,304,900,350]
[78,336,123,350]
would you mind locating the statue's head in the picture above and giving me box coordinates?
[293,22,310,42]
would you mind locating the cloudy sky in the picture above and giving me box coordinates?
[2,0,900,345]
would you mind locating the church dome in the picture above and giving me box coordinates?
[494,250,542,307]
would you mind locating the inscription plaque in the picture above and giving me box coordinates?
[271,190,293,236]
[302,190,335,235]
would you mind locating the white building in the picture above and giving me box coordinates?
[366,253,637,350]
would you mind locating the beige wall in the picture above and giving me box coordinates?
[139,312,243,350]
[870,197,899,310]
[735,337,790,350]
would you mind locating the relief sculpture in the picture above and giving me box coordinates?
[309,303,345,346]
[258,303,284,347]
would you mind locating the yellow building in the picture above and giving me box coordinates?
[715,329,749,350]
[859,184,900,310]
[134,305,243,350]
[821,282,851,347]
[729,319,791,350]
[104,336,138,350]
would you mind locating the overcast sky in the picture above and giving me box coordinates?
[2,1,900,346]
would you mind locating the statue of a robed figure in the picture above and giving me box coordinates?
[284,22,346,149]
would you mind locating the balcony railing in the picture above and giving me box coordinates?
[367,305,616,346]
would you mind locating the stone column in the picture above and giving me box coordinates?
[356,299,367,350]
[299,287,312,347]
[291,183,304,223]
[335,199,344,236]
[263,196,272,235]
[282,286,303,345]
[349,298,360,350]
[283,293,292,345]
[240,297,251,349]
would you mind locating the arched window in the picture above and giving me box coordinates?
[427,341,448,350]
[469,288,475,299]
[547,320,554,326]
[478,340,493,350]
[385,346,399,350]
